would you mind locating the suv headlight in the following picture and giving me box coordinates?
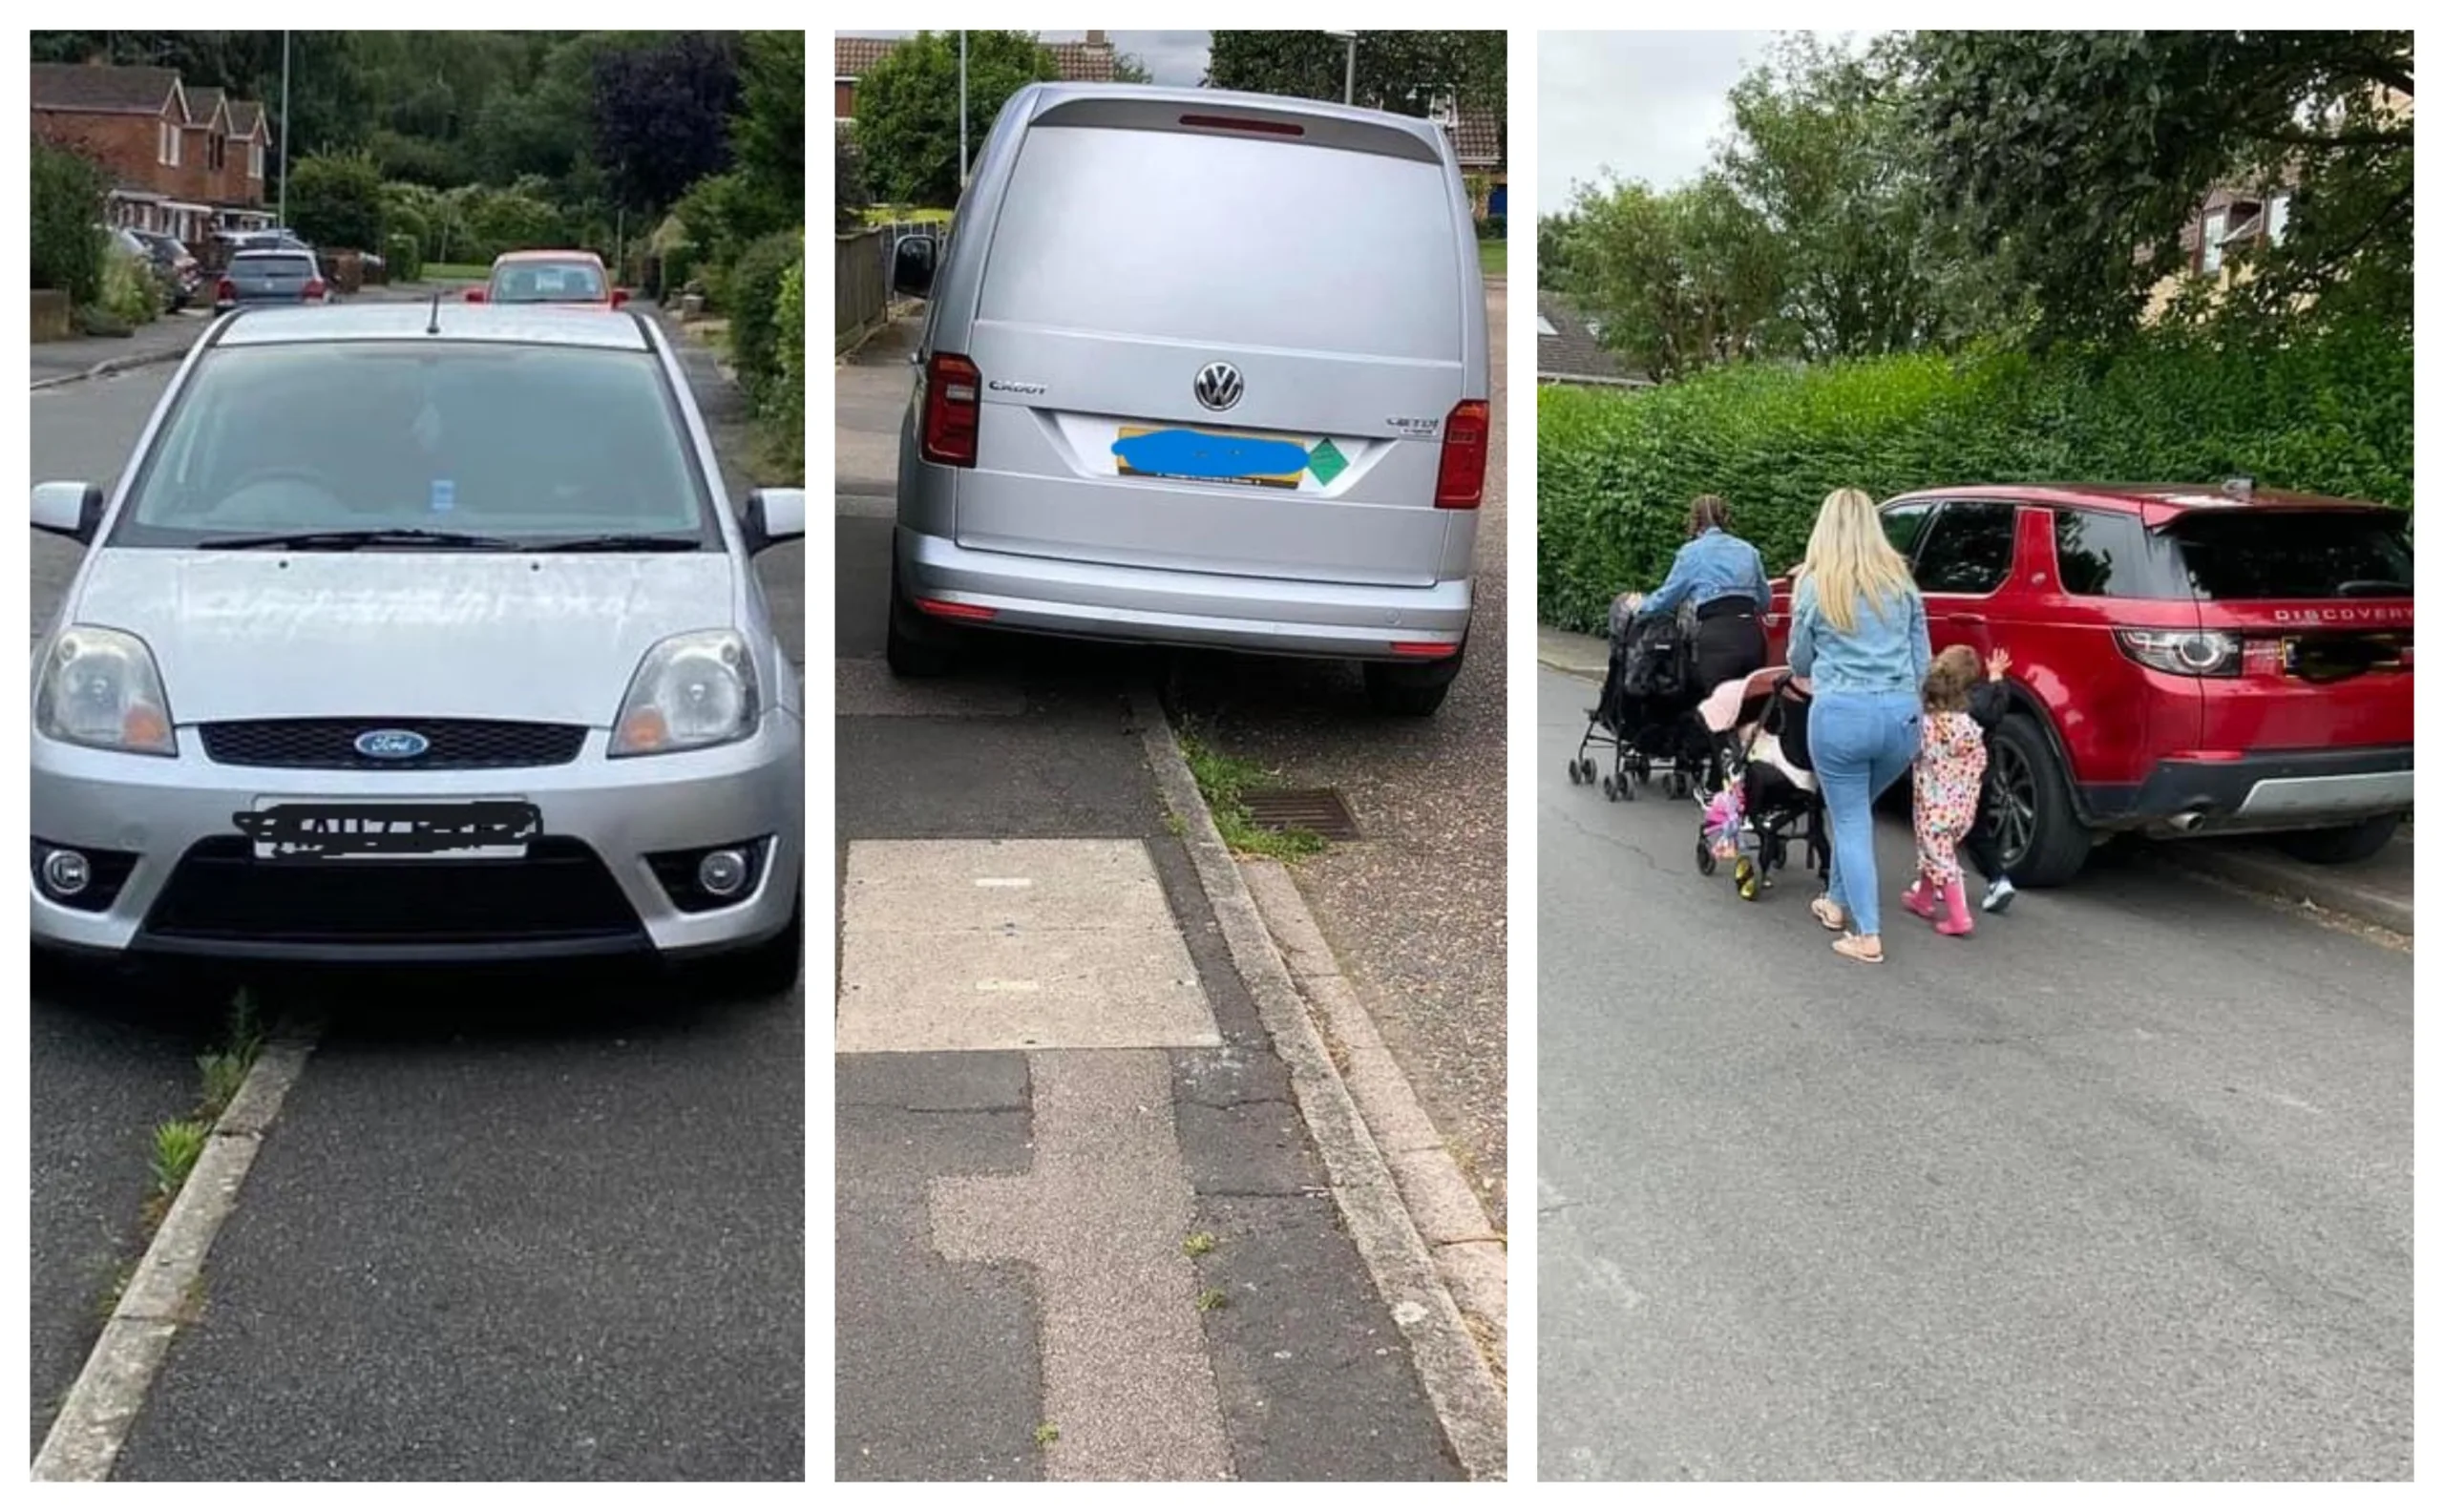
[35,626,178,756]
[610,630,760,757]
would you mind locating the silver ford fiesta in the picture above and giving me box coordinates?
[29,303,805,989]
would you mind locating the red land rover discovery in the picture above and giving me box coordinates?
[1764,482,2412,887]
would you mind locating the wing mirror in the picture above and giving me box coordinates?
[742,488,807,556]
[32,481,105,546]
[892,235,938,299]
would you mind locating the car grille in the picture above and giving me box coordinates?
[140,837,643,948]
[200,719,588,770]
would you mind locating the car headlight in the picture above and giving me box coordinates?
[610,630,760,757]
[35,626,178,756]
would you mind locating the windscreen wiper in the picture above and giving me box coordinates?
[530,534,705,552]
[195,528,524,551]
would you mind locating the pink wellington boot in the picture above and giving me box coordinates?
[1902,875,1937,921]
[1935,880,1975,937]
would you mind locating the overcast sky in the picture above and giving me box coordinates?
[1538,31,1780,217]
[838,31,1212,87]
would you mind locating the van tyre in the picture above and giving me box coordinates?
[2272,812,2401,866]
[1364,641,1464,717]
[886,568,958,679]
[1991,712,2093,888]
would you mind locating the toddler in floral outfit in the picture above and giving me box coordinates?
[1904,645,1990,936]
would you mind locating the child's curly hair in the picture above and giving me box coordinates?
[1923,644,1981,713]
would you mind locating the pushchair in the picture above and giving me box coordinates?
[1693,667,1828,902]
[1565,593,1715,802]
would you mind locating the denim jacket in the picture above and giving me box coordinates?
[1639,528,1771,621]
[1788,575,1930,695]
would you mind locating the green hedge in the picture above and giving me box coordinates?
[1537,323,2414,635]
[767,257,806,476]
[726,226,804,408]
[386,232,424,284]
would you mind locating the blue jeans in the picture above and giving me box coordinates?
[1811,690,1921,937]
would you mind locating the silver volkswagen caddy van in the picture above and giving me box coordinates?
[886,84,1490,715]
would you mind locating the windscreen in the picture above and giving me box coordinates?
[115,342,710,548]
[976,124,1464,361]
[2166,510,2412,599]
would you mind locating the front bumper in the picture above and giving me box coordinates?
[2086,745,2413,837]
[897,527,1471,661]
[31,713,803,964]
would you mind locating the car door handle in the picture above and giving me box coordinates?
[1949,613,1988,626]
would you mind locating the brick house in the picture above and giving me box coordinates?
[2141,85,2411,321]
[1446,105,1506,222]
[32,61,276,248]
[833,31,1119,126]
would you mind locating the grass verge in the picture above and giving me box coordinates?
[418,262,491,282]
[1176,729,1326,861]
[1478,240,1506,278]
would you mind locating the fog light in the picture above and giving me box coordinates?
[697,848,751,898]
[41,848,91,898]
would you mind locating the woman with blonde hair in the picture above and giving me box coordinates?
[1787,486,1930,964]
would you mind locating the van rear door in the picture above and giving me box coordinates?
[954,96,1482,588]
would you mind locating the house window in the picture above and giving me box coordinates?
[2267,195,2290,246]
[158,121,180,168]
[2202,210,2226,275]
[209,136,225,172]
[249,141,263,178]
[1536,314,1558,337]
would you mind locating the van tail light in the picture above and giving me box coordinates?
[2116,628,2240,677]
[1390,640,1460,660]
[302,278,327,301]
[921,352,982,468]
[1435,399,1489,508]
[215,277,235,303]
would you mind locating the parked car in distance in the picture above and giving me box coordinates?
[884,83,1492,715]
[1763,481,2412,885]
[215,248,330,310]
[29,304,807,989]
[469,250,628,308]
[130,230,202,311]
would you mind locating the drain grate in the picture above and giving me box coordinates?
[1243,788,1361,841]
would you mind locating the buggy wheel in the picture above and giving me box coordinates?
[1600,773,1616,800]
[1735,857,1759,901]
[1632,755,1652,785]
[1579,758,1597,783]
[1696,839,1717,874]
[1567,758,1582,785]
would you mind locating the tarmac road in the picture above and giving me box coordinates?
[1536,664,2412,1480]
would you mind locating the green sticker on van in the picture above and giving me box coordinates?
[1306,439,1348,486]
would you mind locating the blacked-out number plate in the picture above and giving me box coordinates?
[233,800,540,861]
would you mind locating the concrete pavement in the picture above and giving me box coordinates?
[1536,662,2411,1479]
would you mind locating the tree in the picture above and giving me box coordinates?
[1112,52,1154,85]
[284,150,387,251]
[592,32,743,212]
[1717,34,1963,360]
[1208,30,1503,123]
[836,130,873,232]
[1557,173,1784,382]
[31,137,108,303]
[1911,30,2415,342]
[731,31,805,235]
[856,32,1060,208]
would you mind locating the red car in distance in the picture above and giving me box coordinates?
[1762,481,2412,887]
[466,250,629,309]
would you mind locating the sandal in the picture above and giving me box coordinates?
[1809,896,1847,932]
[1832,934,1884,965]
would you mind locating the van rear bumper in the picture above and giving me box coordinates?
[897,528,1470,660]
